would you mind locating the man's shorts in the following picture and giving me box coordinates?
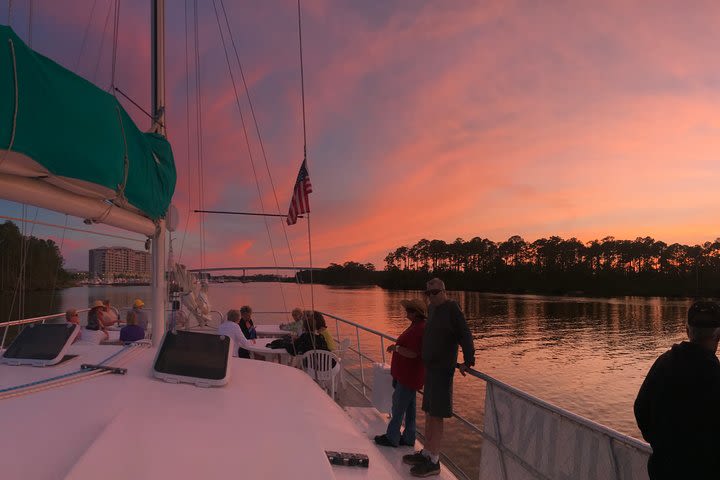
[422,367,455,418]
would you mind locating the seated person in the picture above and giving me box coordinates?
[239,305,257,340]
[102,299,119,327]
[132,299,150,331]
[65,309,81,343]
[120,311,145,342]
[280,308,305,337]
[313,311,336,351]
[218,309,256,358]
[80,305,109,344]
[287,314,329,356]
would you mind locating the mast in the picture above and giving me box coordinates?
[150,0,167,345]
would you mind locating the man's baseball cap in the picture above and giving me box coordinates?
[687,301,720,327]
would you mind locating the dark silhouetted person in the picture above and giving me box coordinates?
[403,278,475,477]
[634,301,720,480]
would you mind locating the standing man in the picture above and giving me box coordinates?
[403,278,475,477]
[634,301,720,480]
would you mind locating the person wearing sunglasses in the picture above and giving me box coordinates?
[403,278,475,477]
[634,301,720,480]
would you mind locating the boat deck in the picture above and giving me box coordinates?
[342,406,458,480]
[0,343,459,480]
[0,344,397,479]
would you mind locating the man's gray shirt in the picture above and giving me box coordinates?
[133,307,149,331]
[422,300,475,370]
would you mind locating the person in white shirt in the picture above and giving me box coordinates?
[218,309,255,358]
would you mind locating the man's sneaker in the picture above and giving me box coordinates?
[410,459,440,477]
[402,451,427,466]
[374,434,397,447]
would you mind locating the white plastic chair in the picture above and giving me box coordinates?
[335,338,351,387]
[302,349,341,399]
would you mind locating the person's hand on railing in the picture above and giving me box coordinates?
[457,363,470,377]
[386,343,396,353]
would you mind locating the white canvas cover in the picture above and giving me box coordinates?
[371,362,393,414]
[479,382,651,480]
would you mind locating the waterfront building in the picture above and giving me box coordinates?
[88,247,151,282]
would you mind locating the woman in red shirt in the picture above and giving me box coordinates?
[375,298,427,448]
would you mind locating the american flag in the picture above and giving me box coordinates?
[286,159,312,225]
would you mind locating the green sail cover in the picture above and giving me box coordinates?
[0,26,176,220]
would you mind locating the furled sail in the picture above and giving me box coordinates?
[0,26,175,221]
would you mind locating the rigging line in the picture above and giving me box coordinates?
[0,38,18,169]
[75,0,98,72]
[193,0,206,271]
[48,215,69,312]
[92,0,114,84]
[178,0,193,263]
[194,209,304,218]
[113,87,157,122]
[297,0,308,150]
[27,0,32,47]
[307,212,314,312]
[0,214,145,242]
[9,206,38,323]
[297,0,314,308]
[20,205,29,320]
[110,0,119,90]
[15,203,27,322]
[211,0,290,316]
[218,0,304,311]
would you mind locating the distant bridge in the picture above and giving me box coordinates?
[187,266,322,273]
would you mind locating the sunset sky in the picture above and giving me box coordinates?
[3,0,720,271]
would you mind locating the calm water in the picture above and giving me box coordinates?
[2,283,691,475]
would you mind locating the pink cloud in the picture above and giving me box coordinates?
[9,1,720,272]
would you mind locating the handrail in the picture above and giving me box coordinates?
[0,308,91,328]
[321,311,397,341]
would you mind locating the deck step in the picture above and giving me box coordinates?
[343,406,458,480]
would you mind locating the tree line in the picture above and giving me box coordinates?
[382,236,720,296]
[0,221,70,291]
[302,235,720,297]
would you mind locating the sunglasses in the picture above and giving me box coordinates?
[424,289,443,296]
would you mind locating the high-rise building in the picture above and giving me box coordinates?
[89,247,151,280]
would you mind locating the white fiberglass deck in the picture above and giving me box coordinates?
[0,343,400,479]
